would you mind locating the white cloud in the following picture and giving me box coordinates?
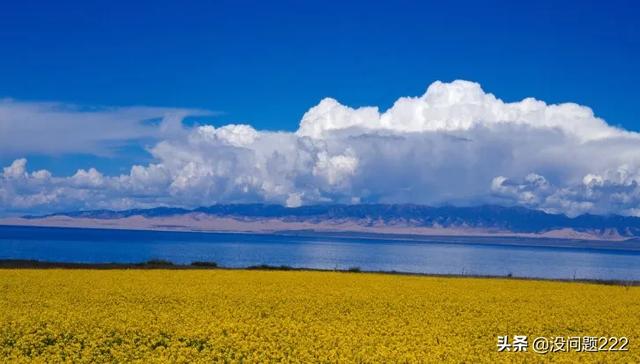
[71,168,105,188]
[3,158,28,179]
[192,124,259,147]
[3,80,640,216]
[0,99,213,156]
[312,150,359,186]
[297,80,627,141]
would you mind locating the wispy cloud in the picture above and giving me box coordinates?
[0,99,214,156]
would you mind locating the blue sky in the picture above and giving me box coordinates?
[2,1,639,132]
[2,0,640,215]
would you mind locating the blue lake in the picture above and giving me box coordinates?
[1,225,640,281]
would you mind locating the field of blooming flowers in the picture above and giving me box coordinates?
[0,269,638,363]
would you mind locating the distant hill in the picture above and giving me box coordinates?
[11,204,640,240]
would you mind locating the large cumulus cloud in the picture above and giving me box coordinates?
[3,80,640,216]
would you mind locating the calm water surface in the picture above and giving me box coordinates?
[1,225,640,281]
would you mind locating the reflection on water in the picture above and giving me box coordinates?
[1,226,640,281]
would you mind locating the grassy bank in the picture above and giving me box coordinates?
[0,269,638,363]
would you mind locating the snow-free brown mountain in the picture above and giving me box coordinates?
[3,204,640,242]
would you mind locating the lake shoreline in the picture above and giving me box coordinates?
[3,224,640,252]
[1,259,638,286]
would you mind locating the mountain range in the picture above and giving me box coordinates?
[3,204,640,241]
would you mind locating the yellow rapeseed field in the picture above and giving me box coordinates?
[0,269,638,363]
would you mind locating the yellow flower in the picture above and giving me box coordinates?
[0,269,637,363]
